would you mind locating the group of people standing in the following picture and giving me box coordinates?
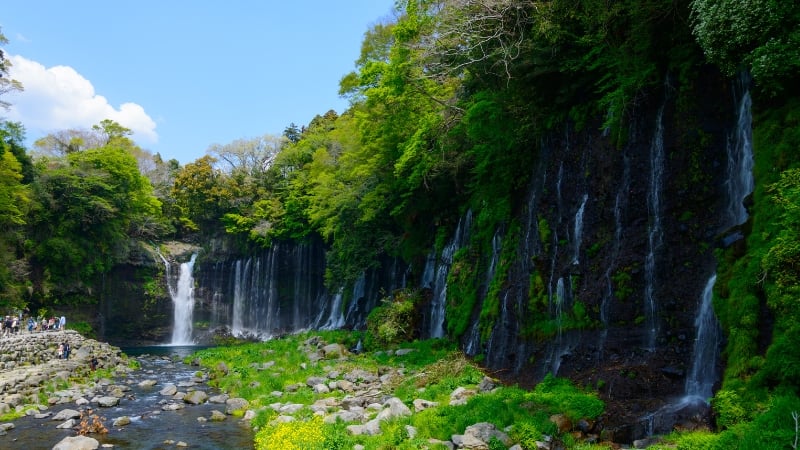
[1,316,20,335]
[0,314,67,336]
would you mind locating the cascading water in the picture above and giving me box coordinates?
[572,194,588,265]
[316,289,345,330]
[231,249,279,339]
[723,74,754,231]
[684,74,752,401]
[425,212,473,338]
[600,154,631,350]
[685,275,719,401]
[644,105,666,351]
[464,226,502,354]
[169,254,197,345]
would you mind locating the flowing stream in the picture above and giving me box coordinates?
[6,347,253,449]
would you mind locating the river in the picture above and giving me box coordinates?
[5,346,254,449]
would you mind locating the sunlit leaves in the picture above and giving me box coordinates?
[28,140,162,287]
[691,0,800,95]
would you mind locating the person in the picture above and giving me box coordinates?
[27,318,34,333]
[90,356,98,371]
[57,343,63,359]
[62,342,70,359]
[59,315,66,330]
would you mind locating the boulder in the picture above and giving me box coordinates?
[225,397,249,415]
[112,416,131,427]
[159,384,178,396]
[96,396,120,407]
[52,408,81,421]
[184,390,208,405]
[138,379,158,388]
[52,435,99,450]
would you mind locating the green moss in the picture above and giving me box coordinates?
[445,248,479,339]
[611,269,633,302]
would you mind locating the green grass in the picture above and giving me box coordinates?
[187,330,607,449]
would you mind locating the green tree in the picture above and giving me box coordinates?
[28,136,162,298]
[691,0,800,96]
[0,27,23,110]
[0,133,30,309]
[170,155,232,234]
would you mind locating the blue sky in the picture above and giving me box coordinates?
[1,1,397,164]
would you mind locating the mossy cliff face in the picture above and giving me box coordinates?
[442,68,742,437]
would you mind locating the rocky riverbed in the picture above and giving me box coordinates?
[0,330,253,449]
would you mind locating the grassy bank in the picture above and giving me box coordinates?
[188,331,607,449]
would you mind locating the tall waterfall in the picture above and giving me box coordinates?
[684,74,752,400]
[169,254,197,345]
[644,105,666,351]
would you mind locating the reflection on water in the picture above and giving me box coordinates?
[122,345,215,360]
[3,346,254,450]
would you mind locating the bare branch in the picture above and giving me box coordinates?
[414,0,541,80]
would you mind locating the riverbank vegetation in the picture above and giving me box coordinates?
[189,330,607,449]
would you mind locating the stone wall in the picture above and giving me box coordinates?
[0,330,125,411]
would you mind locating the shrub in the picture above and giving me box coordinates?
[254,415,325,450]
[365,289,420,349]
[674,431,720,450]
[530,374,605,420]
[712,389,750,429]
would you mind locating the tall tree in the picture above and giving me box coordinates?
[0,28,23,111]
[28,125,163,299]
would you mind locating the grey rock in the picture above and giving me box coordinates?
[413,398,439,412]
[52,408,81,421]
[56,418,77,429]
[183,390,208,405]
[225,397,249,415]
[159,384,177,396]
[96,396,120,407]
[112,416,131,427]
[52,435,99,450]
[208,394,229,403]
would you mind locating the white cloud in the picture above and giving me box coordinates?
[5,54,158,145]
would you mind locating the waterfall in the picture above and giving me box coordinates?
[572,194,588,265]
[601,154,631,350]
[685,275,720,401]
[169,254,197,345]
[546,277,570,375]
[230,258,248,336]
[343,273,367,325]
[724,74,754,230]
[684,74,752,401]
[424,211,472,338]
[317,289,345,330]
[644,105,666,351]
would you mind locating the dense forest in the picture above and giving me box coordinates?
[2,0,800,446]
